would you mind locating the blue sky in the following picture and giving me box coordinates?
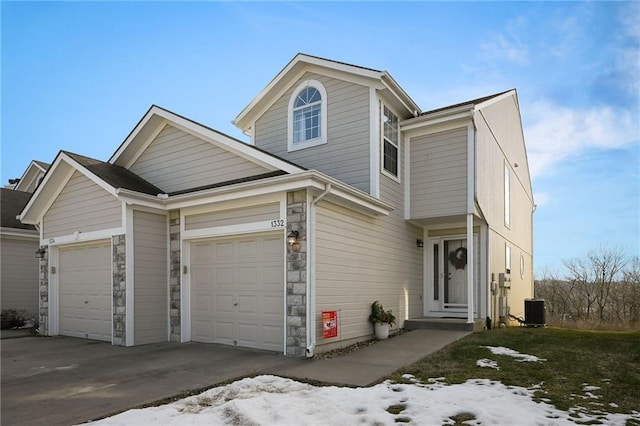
[2,1,638,274]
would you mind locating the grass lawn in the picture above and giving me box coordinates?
[390,327,640,420]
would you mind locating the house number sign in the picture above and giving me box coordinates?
[270,219,285,228]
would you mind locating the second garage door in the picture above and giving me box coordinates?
[190,233,284,352]
[58,240,112,342]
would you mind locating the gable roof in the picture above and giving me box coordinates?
[420,90,514,116]
[64,151,163,195]
[232,53,421,132]
[14,160,50,192]
[1,188,36,230]
[109,105,305,174]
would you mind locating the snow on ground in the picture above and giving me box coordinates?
[483,346,547,362]
[90,374,640,426]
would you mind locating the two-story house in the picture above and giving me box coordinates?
[19,54,534,356]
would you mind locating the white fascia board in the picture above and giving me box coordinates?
[109,107,161,164]
[167,171,392,216]
[381,73,421,116]
[15,161,46,192]
[116,189,166,209]
[19,155,75,224]
[474,90,516,111]
[401,110,473,135]
[233,54,383,131]
[0,227,39,239]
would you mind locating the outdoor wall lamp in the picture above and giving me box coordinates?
[287,230,299,245]
[35,247,46,259]
[416,239,424,248]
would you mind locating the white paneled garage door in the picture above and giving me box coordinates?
[58,240,112,342]
[190,233,284,352]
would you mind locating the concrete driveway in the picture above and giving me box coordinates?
[1,336,302,426]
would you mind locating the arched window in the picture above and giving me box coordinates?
[288,80,327,151]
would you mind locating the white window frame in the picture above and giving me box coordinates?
[287,80,328,152]
[504,161,511,228]
[381,104,400,181]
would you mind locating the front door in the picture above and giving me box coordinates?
[442,238,467,312]
[426,235,479,316]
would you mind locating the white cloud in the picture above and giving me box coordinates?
[480,32,530,65]
[523,100,639,178]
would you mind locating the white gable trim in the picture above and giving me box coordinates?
[233,54,384,130]
[15,160,49,192]
[474,90,516,111]
[20,153,120,225]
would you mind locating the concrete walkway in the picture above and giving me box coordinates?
[1,329,470,425]
[273,329,472,386]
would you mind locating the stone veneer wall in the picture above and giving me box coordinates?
[112,235,126,346]
[286,190,308,356]
[169,210,181,342]
[38,246,49,335]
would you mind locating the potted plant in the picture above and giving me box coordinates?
[368,300,396,340]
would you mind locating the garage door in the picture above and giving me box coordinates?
[190,233,284,352]
[59,240,112,342]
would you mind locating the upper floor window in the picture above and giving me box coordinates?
[288,80,327,152]
[382,105,399,178]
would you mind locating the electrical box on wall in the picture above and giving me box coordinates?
[499,272,511,288]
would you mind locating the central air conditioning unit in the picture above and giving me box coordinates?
[525,299,546,327]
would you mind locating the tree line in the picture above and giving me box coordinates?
[535,247,640,330]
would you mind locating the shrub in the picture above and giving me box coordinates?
[1,309,30,329]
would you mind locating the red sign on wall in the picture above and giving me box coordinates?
[322,311,338,339]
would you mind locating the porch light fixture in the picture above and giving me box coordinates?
[287,230,299,245]
[35,247,46,259]
[416,239,424,248]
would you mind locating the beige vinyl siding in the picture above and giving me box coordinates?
[254,72,371,193]
[409,127,468,219]
[43,172,121,239]
[133,210,168,345]
[475,98,533,254]
[315,156,423,351]
[185,203,280,231]
[130,124,271,194]
[0,236,39,316]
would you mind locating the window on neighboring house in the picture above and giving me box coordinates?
[504,162,511,227]
[288,80,327,152]
[382,105,399,178]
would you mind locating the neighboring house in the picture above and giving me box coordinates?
[1,188,40,319]
[5,160,50,192]
[19,54,534,356]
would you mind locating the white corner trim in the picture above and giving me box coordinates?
[404,134,411,220]
[48,246,59,336]
[125,206,135,346]
[369,88,380,198]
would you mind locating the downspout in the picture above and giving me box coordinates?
[306,183,331,358]
[466,113,477,325]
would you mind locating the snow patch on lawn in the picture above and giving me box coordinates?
[476,358,500,370]
[88,375,640,426]
[483,346,547,362]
